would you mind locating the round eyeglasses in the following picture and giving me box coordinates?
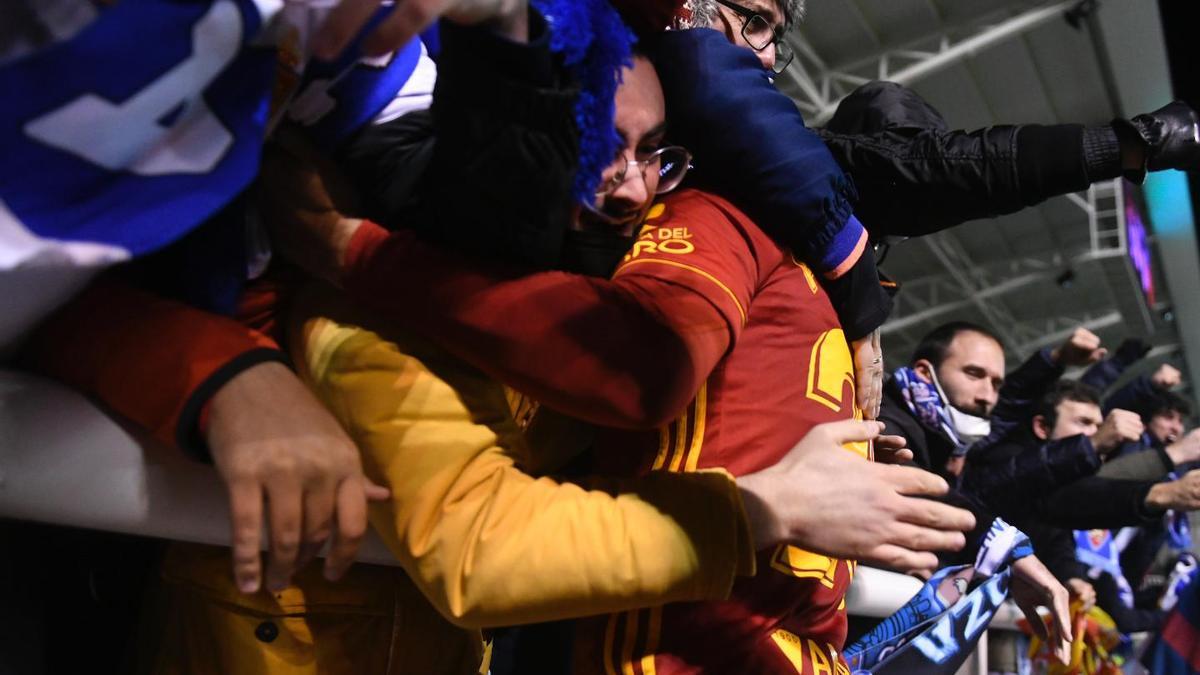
[593,146,693,200]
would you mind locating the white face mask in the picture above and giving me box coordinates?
[928,367,992,444]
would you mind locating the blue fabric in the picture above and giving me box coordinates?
[295,27,424,150]
[1075,529,1135,607]
[892,366,970,453]
[865,570,1011,675]
[420,25,441,60]
[1168,507,1193,551]
[845,564,971,670]
[1142,572,1200,673]
[651,28,861,275]
[0,0,274,258]
[847,518,1030,674]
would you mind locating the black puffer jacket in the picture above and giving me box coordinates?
[818,81,1117,238]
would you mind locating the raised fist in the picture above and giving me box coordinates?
[1051,328,1106,368]
[1092,409,1144,454]
[1114,101,1200,182]
[1152,363,1183,390]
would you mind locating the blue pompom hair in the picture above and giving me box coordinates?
[531,0,636,206]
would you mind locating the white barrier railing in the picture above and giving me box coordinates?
[1,369,1030,672]
[0,369,397,565]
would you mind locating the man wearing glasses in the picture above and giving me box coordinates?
[709,0,796,74]
[271,37,1051,675]
[653,0,1200,258]
[607,0,1197,472]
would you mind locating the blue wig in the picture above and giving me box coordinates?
[531,0,636,205]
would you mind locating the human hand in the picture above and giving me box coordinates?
[1011,555,1072,665]
[873,434,913,465]
[1050,328,1106,367]
[1146,469,1200,512]
[736,420,976,577]
[1152,363,1183,390]
[851,328,883,420]
[1116,101,1200,175]
[258,137,364,287]
[314,0,528,59]
[1065,577,1096,612]
[1091,409,1144,455]
[1167,428,1200,466]
[206,361,390,593]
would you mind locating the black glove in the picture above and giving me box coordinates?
[821,252,893,342]
[1113,101,1200,183]
[1114,337,1153,366]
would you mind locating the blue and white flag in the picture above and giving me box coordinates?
[0,0,279,346]
[0,0,428,346]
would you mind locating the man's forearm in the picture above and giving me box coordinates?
[1038,477,1159,529]
[343,223,731,430]
[18,277,283,458]
[652,29,864,278]
[1097,446,1173,481]
[295,306,756,628]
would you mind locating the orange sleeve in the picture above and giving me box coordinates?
[18,277,284,458]
[341,190,767,430]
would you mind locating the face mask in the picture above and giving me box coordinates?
[559,229,636,278]
[928,367,992,444]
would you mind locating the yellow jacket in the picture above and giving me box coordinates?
[143,288,755,674]
[145,542,484,675]
[292,287,755,628]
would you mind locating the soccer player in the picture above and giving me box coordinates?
[274,43,1068,675]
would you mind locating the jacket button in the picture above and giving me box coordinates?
[255,621,279,643]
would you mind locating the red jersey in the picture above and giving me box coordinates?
[573,189,867,675]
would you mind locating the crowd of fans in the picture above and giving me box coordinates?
[4,0,1200,672]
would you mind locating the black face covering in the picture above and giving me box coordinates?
[558,229,637,278]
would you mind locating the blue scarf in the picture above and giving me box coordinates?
[1165,471,1194,552]
[846,518,1033,674]
[891,366,971,454]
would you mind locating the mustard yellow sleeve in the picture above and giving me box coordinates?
[291,295,755,629]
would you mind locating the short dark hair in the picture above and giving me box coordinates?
[911,321,1005,369]
[1141,389,1192,422]
[1035,380,1102,429]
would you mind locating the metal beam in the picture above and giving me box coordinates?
[1015,310,1124,354]
[881,272,1046,334]
[784,1,1078,123]
[880,178,1144,334]
[882,249,1125,335]
[921,232,1027,354]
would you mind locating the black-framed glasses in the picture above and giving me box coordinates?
[594,146,693,200]
[714,0,794,74]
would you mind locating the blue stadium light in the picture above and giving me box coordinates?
[1143,170,1196,237]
